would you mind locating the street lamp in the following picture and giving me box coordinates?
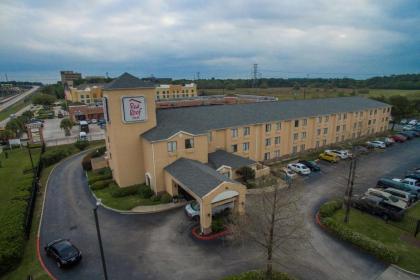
[93,199,108,280]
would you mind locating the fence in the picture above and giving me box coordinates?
[44,132,105,147]
[388,214,420,237]
[23,143,45,239]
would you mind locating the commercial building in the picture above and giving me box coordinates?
[66,83,104,104]
[68,104,104,122]
[60,71,82,87]
[156,83,197,100]
[103,73,391,233]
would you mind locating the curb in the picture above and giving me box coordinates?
[191,226,231,241]
[390,264,420,278]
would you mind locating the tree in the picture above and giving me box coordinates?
[6,118,25,138]
[237,166,256,181]
[60,118,74,136]
[232,178,305,279]
[388,95,414,123]
[0,129,14,142]
[32,93,56,106]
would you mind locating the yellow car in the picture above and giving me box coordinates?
[319,152,340,163]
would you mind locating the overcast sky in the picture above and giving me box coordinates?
[0,0,419,82]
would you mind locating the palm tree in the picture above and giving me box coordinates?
[60,118,74,136]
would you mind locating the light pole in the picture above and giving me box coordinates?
[93,199,108,280]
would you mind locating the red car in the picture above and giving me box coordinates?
[391,134,407,143]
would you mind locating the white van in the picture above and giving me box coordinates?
[79,131,87,141]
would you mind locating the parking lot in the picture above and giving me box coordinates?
[38,133,420,280]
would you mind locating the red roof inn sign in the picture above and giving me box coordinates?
[121,96,147,123]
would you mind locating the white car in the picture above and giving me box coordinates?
[185,201,233,220]
[366,140,386,149]
[281,167,298,179]
[400,119,408,124]
[365,188,408,209]
[408,119,417,126]
[91,119,98,124]
[287,163,311,175]
[403,125,414,131]
[325,149,351,159]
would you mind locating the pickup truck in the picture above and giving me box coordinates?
[351,195,405,221]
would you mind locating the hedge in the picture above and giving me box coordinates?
[88,173,113,185]
[222,270,295,280]
[110,184,141,198]
[41,147,73,166]
[138,185,154,199]
[91,179,114,190]
[319,200,399,264]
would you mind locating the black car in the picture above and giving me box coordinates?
[351,195,404,221]
[45,239,82,268]
[298,160,320,172]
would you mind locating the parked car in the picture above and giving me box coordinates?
[57,112,64,118]
[379,137,395,146]
[185,200,233,220]
[352,195,404,221]
[319,152,339,163]
[44,239,82,268]
[281,167,298,179]
[403,125,415,131]
[400,119,408,124]
[365,188,408,209]
[325,149,351,159]
[298,160,321,172]
[383,188,415,205]
[79,131,87,141]
[393,177,420,187]
[391,134,407,143]
[91,119,98,124]
[405,173,420,182]
[408,119,418,126]
[398,131,414,139]
[377,178,420,198]
[287,163,311,175]
[366,140,386,149]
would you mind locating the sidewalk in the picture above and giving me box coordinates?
[131,201,188,213]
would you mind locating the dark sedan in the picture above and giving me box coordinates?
[45,239,82,268]
[298,160,321,172]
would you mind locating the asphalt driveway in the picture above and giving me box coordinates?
[39,139,420,280]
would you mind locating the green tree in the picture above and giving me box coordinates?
[237,166,256,181]
[5,119,25,138]
[32,93,56,106]
[0,129,14,142]
[60,118,74,136]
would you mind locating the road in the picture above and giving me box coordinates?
[39,139,420,280]
[0,104,32,128]
[0,86,39,112]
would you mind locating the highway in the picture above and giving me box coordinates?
[0,86,39,112]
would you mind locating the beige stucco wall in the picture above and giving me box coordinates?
[104,87,157,187]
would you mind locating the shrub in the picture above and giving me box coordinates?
[245,180,257,189]
[319,199,343,218]
[160,193,172,203]
[138,185,154,199]
[211,217,225,233]
[150,194,161,202]
[41,147,73,166]
[97,167,111,176]
[74,140,89,151]
[91,179,113,190]
[110,184,140,197]
[237,166,256,181]
[91,147,106,158]
[222,270,295,280]
[82,154,93,171]
[88,173,112,185]
[322,217,399,263]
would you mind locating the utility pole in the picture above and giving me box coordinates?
[5,73,8,82]
[106,72,109,79]
[252,64,258,88]
[93,200,108,280]
[196,72,200,81]
[344,152,357,224]
[26,142,35,176]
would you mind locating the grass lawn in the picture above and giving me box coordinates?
[331,208,420,273]
[92,184,163,211]
[406,203,420,219]
[200,87,420,102]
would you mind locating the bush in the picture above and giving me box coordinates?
[222,270,295,280]
[319,199,343,218]
[91,179,113,190]
[97,167,111,176]
[91,147,106,158]
[160,193,172,203]
[138,185,154,199]
[211,217,225,233]
[237,166,256,181]
[41,147,73,166]
[88,173,112,185]
[150,194,161,202]
[322,217,399,263]
[110,184,140,198]
[82,154,93,171]
[74,140,89,151]
[245,180,257,189]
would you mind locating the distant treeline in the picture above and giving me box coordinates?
[170,73,420,90]
[0,81,42,86]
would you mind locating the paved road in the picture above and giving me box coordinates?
[0,86,39,112]
[40,139,420,280]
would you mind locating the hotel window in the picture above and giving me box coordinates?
[338,114,341,120]
[80,95,84,98]
[360,112,363,117]
[293,133,298,140]
[300,144,305,151]
[231,144,238,153]
[358,121,362,128]
[276,122,281,130]
[243,142,249,151]
[316,141,320,148]
[208,132,212,142]
[274,150,280,158]
[355,112,358,117]
[265,138,271,146]
[318,117,322,123]
[294,120,299,127]
[336,126,340,132]
[368,120,372,125]
[275,136,281,145]
[374,109,377,115]
[243,127,250,136]
[301,132,306,139]
[292,146,298,154]
[342,125,346,131]
[317,129,321,136]
[231,128,238,138]
[387,107,390,112]
[336,136,339,142]
[185,138,194,149]
[323,139,327,145]
[370,110,373,115]
[343,113,347,119]
[264,152,270,160]
[303,119,307,126]
[323,128,328,134]
[265,123,271,132]
[167,141,177,152]
[325,116,329,122]
[341,135,345,141]
[353,123,357,129]
[373,119,376,124]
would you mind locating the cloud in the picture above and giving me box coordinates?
[0,0,419,80]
